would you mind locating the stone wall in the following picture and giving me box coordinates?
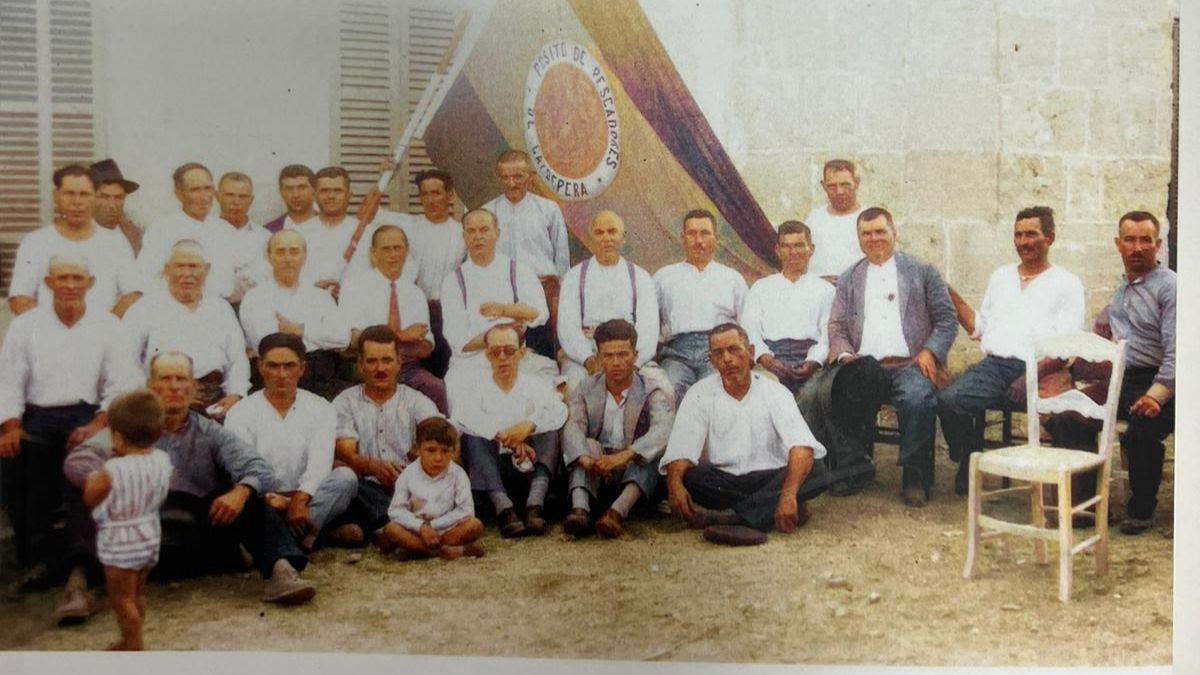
[645,0,1175,370]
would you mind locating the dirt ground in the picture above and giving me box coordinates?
[0,439,1173,667]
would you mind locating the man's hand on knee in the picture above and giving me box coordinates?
[774,493,800,533]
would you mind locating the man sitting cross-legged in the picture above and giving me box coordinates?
[661,323,828,534]
[332,325,442,545]
[561,319,675,538]
[225,333,358,552]
[447,323,567,538]
[377,417,485,560]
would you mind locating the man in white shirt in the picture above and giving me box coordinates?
[661,323,827,534]
[483,150,570,359]
[239,230,349,399]
[561,320,675,538]
[225,333,358,552]
[123,240,250,418]
[938,206,1085,494]
[804,159,866,280]
[558,210,660,393]
[292,166,358,296]
[743,220,835,393]
[449,324,568,538]
[800,207,958,507]
[8,165,139,317]
[263,165,318,234]
[331,325,442,544]
[439,208,556,393]
[371,168,465,377]
[133,162,236,301]
[0,253,140,588]
[216,171,271,306]
[654,208,748,404]
[338,225,447,413]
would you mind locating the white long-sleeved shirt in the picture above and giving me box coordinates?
[136,211,235,299]
[338,268,433,349]
[654,260,747,341]
[123,290,251,396]
[373,211,465,301]
[8,222,138,310]
[975,264,1085,361]
[0,304,141,421]
[803,205,865,278]
[742,272,834,364]
[447,371,567,440]
[239,278,348,354]
[387,461,474,533]
[438,254,548,357]
[857,257,909,359]
[558,256,659,367]
[225,389,336,496]
[660,373,826,475]
[218,219,272,291]
[483,192,570,278]
[333,384,442,474]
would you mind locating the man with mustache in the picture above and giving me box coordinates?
[331,325,442,546]
[89,158,143,256]
[937,206,1084,495]
[653,209,748,404]
[804,159,866,281]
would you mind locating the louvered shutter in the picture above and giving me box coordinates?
[0,0,95,294]
[334,0,456,216]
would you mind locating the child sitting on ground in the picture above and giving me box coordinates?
[82,390,174,650]
[377,417,485,560]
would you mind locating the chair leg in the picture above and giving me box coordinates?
[963,453,982,579]
[1057,471,1073,602]
[1096,464,1110,578]
[1031,479,1047,565]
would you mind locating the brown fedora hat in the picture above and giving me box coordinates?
[89,158,139,194]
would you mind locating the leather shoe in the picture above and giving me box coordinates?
[1119,516,1153,535]
[497,508,527,538]
[54,587,97,626]
[562,508,590,537]
[595,509,624,538]
[901,487,927,508]
[524,505,547,535]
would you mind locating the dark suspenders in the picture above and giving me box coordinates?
[579,257,637,320]
[456,259,519,309]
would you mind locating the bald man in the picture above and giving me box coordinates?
[557,211,660,393]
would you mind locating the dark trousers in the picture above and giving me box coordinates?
[938,355,1025,462]
[339,478,393,532]
[156,491,307,580]
[399,361,448,415]
[682,460,828,532]
[1046,367,1174,519]
[461,431,560,511]
[421,300,452,378]
[1,403,97,574]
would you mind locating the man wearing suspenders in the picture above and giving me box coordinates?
[557,211,660,393]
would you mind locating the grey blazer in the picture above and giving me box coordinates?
[827,250,958,364]
[562,371,675,466]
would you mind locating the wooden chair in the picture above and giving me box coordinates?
[963,333,1127,602]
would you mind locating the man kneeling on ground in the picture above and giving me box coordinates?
[561,319,675,538]
[661,323,828,533]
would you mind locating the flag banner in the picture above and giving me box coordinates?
[420,0,775,278]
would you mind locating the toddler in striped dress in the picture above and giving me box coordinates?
[82,390,173,651]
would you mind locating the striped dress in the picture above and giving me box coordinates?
[93,449,174,570]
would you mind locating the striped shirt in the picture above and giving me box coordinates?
[93,449,173,570]
[1108,266,1176,402]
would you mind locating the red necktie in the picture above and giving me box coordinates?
[388,281,402,338]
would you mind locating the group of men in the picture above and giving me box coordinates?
[0,152,1174,627]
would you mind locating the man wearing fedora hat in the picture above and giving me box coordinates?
[89,158,144,257]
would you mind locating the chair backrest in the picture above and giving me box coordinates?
[1023,332,1127,460]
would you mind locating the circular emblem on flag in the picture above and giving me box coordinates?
[523,40,620,201]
